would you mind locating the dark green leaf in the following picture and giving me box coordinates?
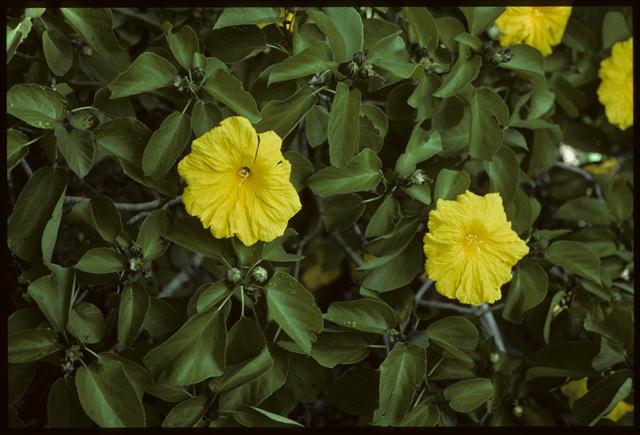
[108,52,177,98]
[118,283,150,348]
[328,81,361,168]
[142,111,191,177]
[444,378,494,413]
[203,69,261,123]
[7,84,67,129]
[308,149,381,197]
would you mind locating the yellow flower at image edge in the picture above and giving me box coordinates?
[423,190,529,306]
[598,38,634,130]
[496,7,572,56]
[561,377,634,422]
[178,116,301,246]
[257,8,295,32]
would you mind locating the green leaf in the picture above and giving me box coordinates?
[426,316,479,364]
[143,297,183,337]
[526,341,599,380]
[365,194,397,238]
[7,84,67,129]
[54,126,95,178]
[402,7,438,51]
[196,281,232,312]
[60,8,124,59]
[8,329,63,364]
[256,88,316,139]
[601,11,631,51]
[47,376,92,427]
[434,168,470,201]
[399,401,440,427]
[325,7,364,60]
[8,166,68,261]
[230,406,304,427]
[166,25,199,71]
[66,302,106,344]
[498,44,544,79]
[191,100,222,137]
[75,247,126,274]
[27,265,74,331]
[136,210,170,261]
[603,179,633,222]
[142,111,191,177]
[284,150,314,193]
[162,396,208,428]
[118,283,150,348]
[143,304,228,386]
[94,117,151,167]
[433,55,481,98]
[164,215,228,258]
[470,87,509,159]
[373,342,427,426]
[546,241,601,284]
[362,238,423,292]
[574,370,633,426]
[210,348,273,394]
[9,363,36,406]
[307,149,381,197]
[325,298,398,334]
[484,145,519,203]
[444,378,494,413]
[328,81,361,168]
[7,129,30,172]
[310,331,371,368]
[6,16,32,63]
[265,271,323,354]
[407,126,443,164]
[554,197,612,227]
[75,356,146,427]
[41,187,66,263]
[584,306,634,354]
[408,71,442,121]
[307,9,346,61]
[108,52,177,99]
[42,29,73,76]
[321,193,365,232]
[203,69,261,123]
[503,262,548,324]
[459,7,505,35]
[70,195,123,244]
[214,7,281,29]
[365,219,421,258]
[305,104,329,147]
[269,42,336,85]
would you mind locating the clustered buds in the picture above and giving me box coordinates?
[250,266,268,284]
[226,267,243,284]
[482,42,512,67]
[62,345,83,374]
[407,169,428,186]
[341,51,377,80]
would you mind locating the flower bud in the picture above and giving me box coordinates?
[129,257,144,272]
[82,45,93,56]
[512,404,524,417]
[251,266,268,284]
[489,352,500,364]
[353,51,366,66]
[226,267,243,284]
[408,169,427,186]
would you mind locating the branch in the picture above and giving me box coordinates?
[127,195,183,224]
[65,195,172,212]
[332,232,364,267]
[157,253,203,298]
[20,159,33,177]
[476,303,507,353]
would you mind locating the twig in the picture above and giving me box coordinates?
[414,279,433,303]
[331,232,363,267]
[127,196,183,224]
[65,195,165,211]
[20,159,33,177]
[157,253,203,298]
[417,299,476,314]
[476,303,507,353]
[293,216,322,279]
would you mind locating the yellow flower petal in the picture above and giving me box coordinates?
[423,190,529,306]
[257,8,295,33]
[598,38,633,130]
[605,400,634,422]
[178,116,301,246]
[496,7,572,56]
[561,377,589,408]
[584,157,619,175]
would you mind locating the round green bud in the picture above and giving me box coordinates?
[489,352,500,364]
[512,404,524,417]
[226,267,243,284]
[82,45,93,56]
[251,266,268,284]
[129,257,144,272]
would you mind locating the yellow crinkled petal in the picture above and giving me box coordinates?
[496,7,572,56]
[584,157,619,175]
[561,377,589,408]
[178,116,301,246]
[598,38,634,130]
[605,400,634,422]
[423,190,529,306]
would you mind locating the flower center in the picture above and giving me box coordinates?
[462,226,485,254]
[238,166,251,182]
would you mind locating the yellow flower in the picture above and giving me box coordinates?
[598,38,634,130]
[423,190,529,306]
[605,400,634,422]
[257,8,295,33]
[178,116,301,246]
[302,240,342,291]
[495,7,572,56]
[561,377,588,408]
[561,377,634,422]
[584,157,619,175]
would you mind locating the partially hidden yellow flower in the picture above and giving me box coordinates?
[178,116,301,246]
[257,8,295,33]
[302,240,342,291]
[598,38,634,130]
[561,377,634,422]
[584,157,619,175]
[495,7,572,56]
[423,190,529,306]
